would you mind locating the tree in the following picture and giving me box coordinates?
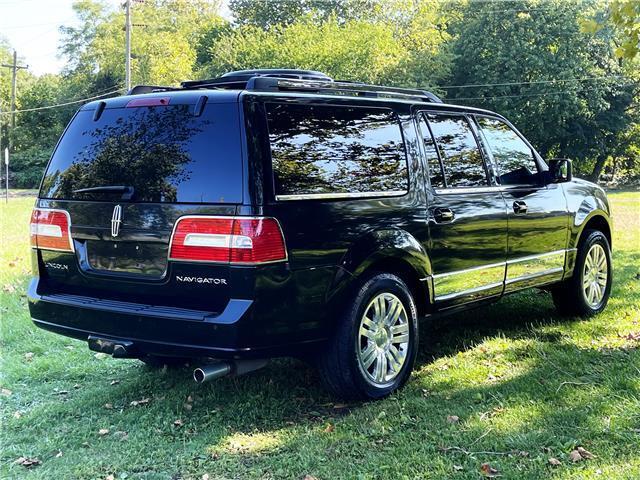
[228,0,382,28]
[60,0,226,87]
[447,0,638,181]
[203,1,453,89]
[582,0,640,59]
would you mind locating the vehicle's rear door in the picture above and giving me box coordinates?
[473,115,570,292]
[416,111,508,307]
[35,94,244,314]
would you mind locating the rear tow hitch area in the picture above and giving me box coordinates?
[193,359,267,384]
[88,335,136,358]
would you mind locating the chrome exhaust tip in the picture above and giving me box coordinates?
[193,362,232,384]
[193,359,267,384]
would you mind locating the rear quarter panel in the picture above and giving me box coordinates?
[245,94,430,335]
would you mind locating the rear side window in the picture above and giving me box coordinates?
[427,114,488,188]
[40,103,242,203]
[266,103,408,198]
[476,117,540,186]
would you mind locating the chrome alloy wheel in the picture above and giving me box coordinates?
[357,292,410,385]
[582,243,608,308]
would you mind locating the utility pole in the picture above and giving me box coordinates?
[125,0,132,92]
[4,148,8,203]
[1,50,29,130]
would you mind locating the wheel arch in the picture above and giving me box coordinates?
[574,211,612,250]
[564,210,612,279]
[327,228,432,318]
[356,256,431,318]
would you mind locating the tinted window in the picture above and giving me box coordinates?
[427,114,487,188]
[477,117,539,185]
[40,104,242,203]
[418,114,445,188]
[266,103,407,197]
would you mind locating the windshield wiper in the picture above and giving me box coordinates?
[73,185,135,200]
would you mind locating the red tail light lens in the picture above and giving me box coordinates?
[169,217,234,263]
[169,216,287,264]
[30,208,74,252]
[230,218,288,264]
[126,97,170,108]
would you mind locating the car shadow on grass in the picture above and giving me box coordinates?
[4,261,638,478]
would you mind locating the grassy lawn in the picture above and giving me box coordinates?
[1,191,639,479]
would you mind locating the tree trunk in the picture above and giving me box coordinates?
[587,153,607,184]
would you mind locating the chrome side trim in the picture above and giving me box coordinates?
[433,249,570,300]
[434,186,501,195]
[506,249,566,283]
[505,267,564,285]
[433,261,506,299]
[436,281,503,302]
[275,190,408,201]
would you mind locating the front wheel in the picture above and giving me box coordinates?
[552,229,612,316]
[318,273,419,400]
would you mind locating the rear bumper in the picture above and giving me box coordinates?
[27,278,325,359]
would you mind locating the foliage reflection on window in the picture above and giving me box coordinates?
[266,103,408,196]
[40,105,241,203]
[477,117,539,186]
[419,114,445,188]
[427,114,487,188]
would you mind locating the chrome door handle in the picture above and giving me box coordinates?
[433,207,455,223]
[513,200,528,214]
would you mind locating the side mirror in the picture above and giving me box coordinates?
[548,158,572,183]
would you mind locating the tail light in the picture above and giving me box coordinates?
[169,216,287,264]
[30,208,74,252]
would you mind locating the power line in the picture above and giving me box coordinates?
[0,87,124,115]
[0,21,72,30]
[448,83,637,101]
[438,75,631,90]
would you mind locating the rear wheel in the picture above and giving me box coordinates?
[318,273,418,400]
[552,229,612,316]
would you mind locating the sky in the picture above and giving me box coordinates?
[0,0,230,75]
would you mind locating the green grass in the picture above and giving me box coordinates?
[1,191,639,479]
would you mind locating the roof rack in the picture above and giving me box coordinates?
[126,85,179,95]
[127,69,443,103]
[181,69,333,90]
[247,77,443,103]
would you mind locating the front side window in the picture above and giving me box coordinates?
[427,114,488,188]
[477,117,540,186]
[266,103,408,198]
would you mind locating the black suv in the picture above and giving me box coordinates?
[28,69,613,399]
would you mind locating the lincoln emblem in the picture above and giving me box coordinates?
[111,205,122,237]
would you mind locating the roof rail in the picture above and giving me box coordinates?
[181,69,333,90]
[127,69,443,104]
[246,77,443,103]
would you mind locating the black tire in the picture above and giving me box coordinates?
[552,229,612,317]
[140,355,191,369]
[318,273,419,400]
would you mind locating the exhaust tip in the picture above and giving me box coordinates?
[192,362,232,384]
[193,367,206,384]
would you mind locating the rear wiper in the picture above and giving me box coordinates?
[73,185,135,200]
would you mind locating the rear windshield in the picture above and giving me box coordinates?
[40,103,243,203]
